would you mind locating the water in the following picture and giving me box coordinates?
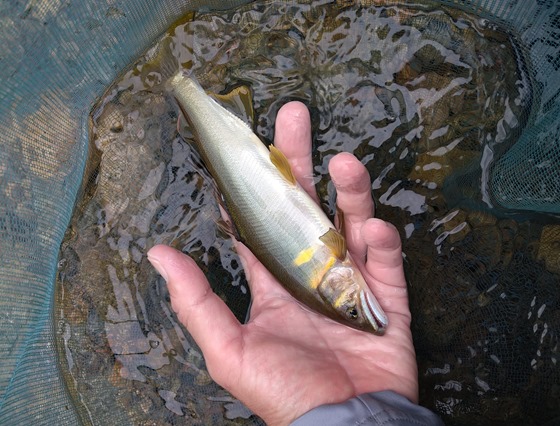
[56,1,560,424]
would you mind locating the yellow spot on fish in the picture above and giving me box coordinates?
[325,256,336,272]
[294,246,316,266]
[333,291,348,309]
[309,256,337,289]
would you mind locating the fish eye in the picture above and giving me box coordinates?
[346,306,358,320]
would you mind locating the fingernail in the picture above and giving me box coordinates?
[148,254,169,282]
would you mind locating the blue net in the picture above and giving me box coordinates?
[0,1,250,424]
[439,0,560,214]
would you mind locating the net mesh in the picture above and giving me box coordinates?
[439,0,560,214]
[0,1,251,424]
[0,0,558,425]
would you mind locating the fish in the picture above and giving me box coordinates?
[168,71,388,334]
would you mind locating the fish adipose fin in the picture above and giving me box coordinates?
[269,145,297,186]
[211,85,255,128]
[319,228,347,260]
[176,84,255,138]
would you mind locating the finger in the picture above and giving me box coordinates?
[329,153,374,257]
[273,101,318,202]
[147,245,242,365]
[362,219,407,290]
[361,219,410,326]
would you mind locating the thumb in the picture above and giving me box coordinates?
[147,245,242,368]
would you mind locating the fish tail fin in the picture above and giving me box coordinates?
[158,37,181,84]
[131,35,181,93]
[137,12,198,92]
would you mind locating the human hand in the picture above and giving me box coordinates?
[147,101,417,426]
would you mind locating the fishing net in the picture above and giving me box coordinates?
[0,0,558,425]
[0,1,252,424]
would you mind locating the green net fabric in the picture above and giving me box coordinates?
[0,1,251,424]
[0,0,558,425]
[441,0,560,214]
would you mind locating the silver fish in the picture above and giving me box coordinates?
[168,71,388,334]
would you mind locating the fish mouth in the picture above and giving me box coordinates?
[360,290,388,334]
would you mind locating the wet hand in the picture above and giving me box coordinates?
[147,102,417,426]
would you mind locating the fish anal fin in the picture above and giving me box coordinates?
[319,228,347,261]
[215,192,242,241]
[269,145,297,186]
[176,112,195,141]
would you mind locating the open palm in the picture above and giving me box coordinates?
[147,102,418,426]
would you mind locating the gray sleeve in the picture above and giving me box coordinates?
[290,391,445,426]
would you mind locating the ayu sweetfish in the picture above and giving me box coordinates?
[168,71,388,334]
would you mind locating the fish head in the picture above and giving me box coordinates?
[317,260,388,334]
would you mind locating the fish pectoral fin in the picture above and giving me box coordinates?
[269,145,297,186]
[319,228,347,261]
[334,205,346,239]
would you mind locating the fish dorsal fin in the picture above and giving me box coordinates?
[319,228,347,260]
[269,145,297,186]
